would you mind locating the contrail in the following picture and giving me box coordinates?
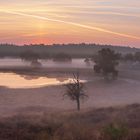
[3,10,140,40]
[70,11,140,18]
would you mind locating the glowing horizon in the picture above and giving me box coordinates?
[0,0,140,47]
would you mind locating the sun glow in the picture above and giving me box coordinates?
[0,0,140,47]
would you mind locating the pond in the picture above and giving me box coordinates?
[0,72,86,89]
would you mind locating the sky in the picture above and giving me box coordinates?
[0,0,140,47]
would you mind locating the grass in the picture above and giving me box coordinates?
[0,104,140,140]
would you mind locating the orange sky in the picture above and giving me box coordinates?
[0,0,140,47]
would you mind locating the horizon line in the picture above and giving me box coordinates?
[0,42,137,49]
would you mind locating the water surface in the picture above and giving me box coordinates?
[0,72,75,89]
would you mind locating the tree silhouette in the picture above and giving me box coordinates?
[134,52,140,62]
[64,73,88,111]
[52,53,72,62]
[94,48,120,79]
[20,50,39,62]
[20,51,42,67]
[124,53,134,61]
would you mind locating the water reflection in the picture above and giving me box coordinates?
[0,73,74,89]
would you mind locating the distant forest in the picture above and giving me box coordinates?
[0,43,139,58]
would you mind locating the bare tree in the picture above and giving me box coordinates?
[64,72,88,111]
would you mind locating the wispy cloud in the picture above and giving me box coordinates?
[0,0,140,47]
[3,10,140,40]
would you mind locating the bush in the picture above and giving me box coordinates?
[101,123,128,140]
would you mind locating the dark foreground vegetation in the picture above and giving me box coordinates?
[0,104,140,140]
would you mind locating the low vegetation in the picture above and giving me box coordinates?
[0,104,140,140]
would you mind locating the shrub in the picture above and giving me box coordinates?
[101,123,128,140]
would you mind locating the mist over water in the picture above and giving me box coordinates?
[0,58,92,68]
[0,58,90,88]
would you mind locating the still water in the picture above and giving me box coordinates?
[0,72,76,89]
[0,72,87,89]
[0,58,90,88]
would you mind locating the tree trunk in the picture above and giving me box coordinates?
[77,98,80,111]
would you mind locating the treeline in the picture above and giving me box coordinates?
[0,43,139,59]
[92,51,140,62]
[123,52,140,62]
[20,51,72,64]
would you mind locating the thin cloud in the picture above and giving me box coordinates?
[65,11,140,18]
[3,10,140,40]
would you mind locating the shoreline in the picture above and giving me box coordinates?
[0,65,140,117]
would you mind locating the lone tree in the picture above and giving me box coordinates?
[93,48,120,79]
[64,73,88,111]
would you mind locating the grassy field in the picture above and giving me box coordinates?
[0,104,140,140]
[0,62,140,139]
